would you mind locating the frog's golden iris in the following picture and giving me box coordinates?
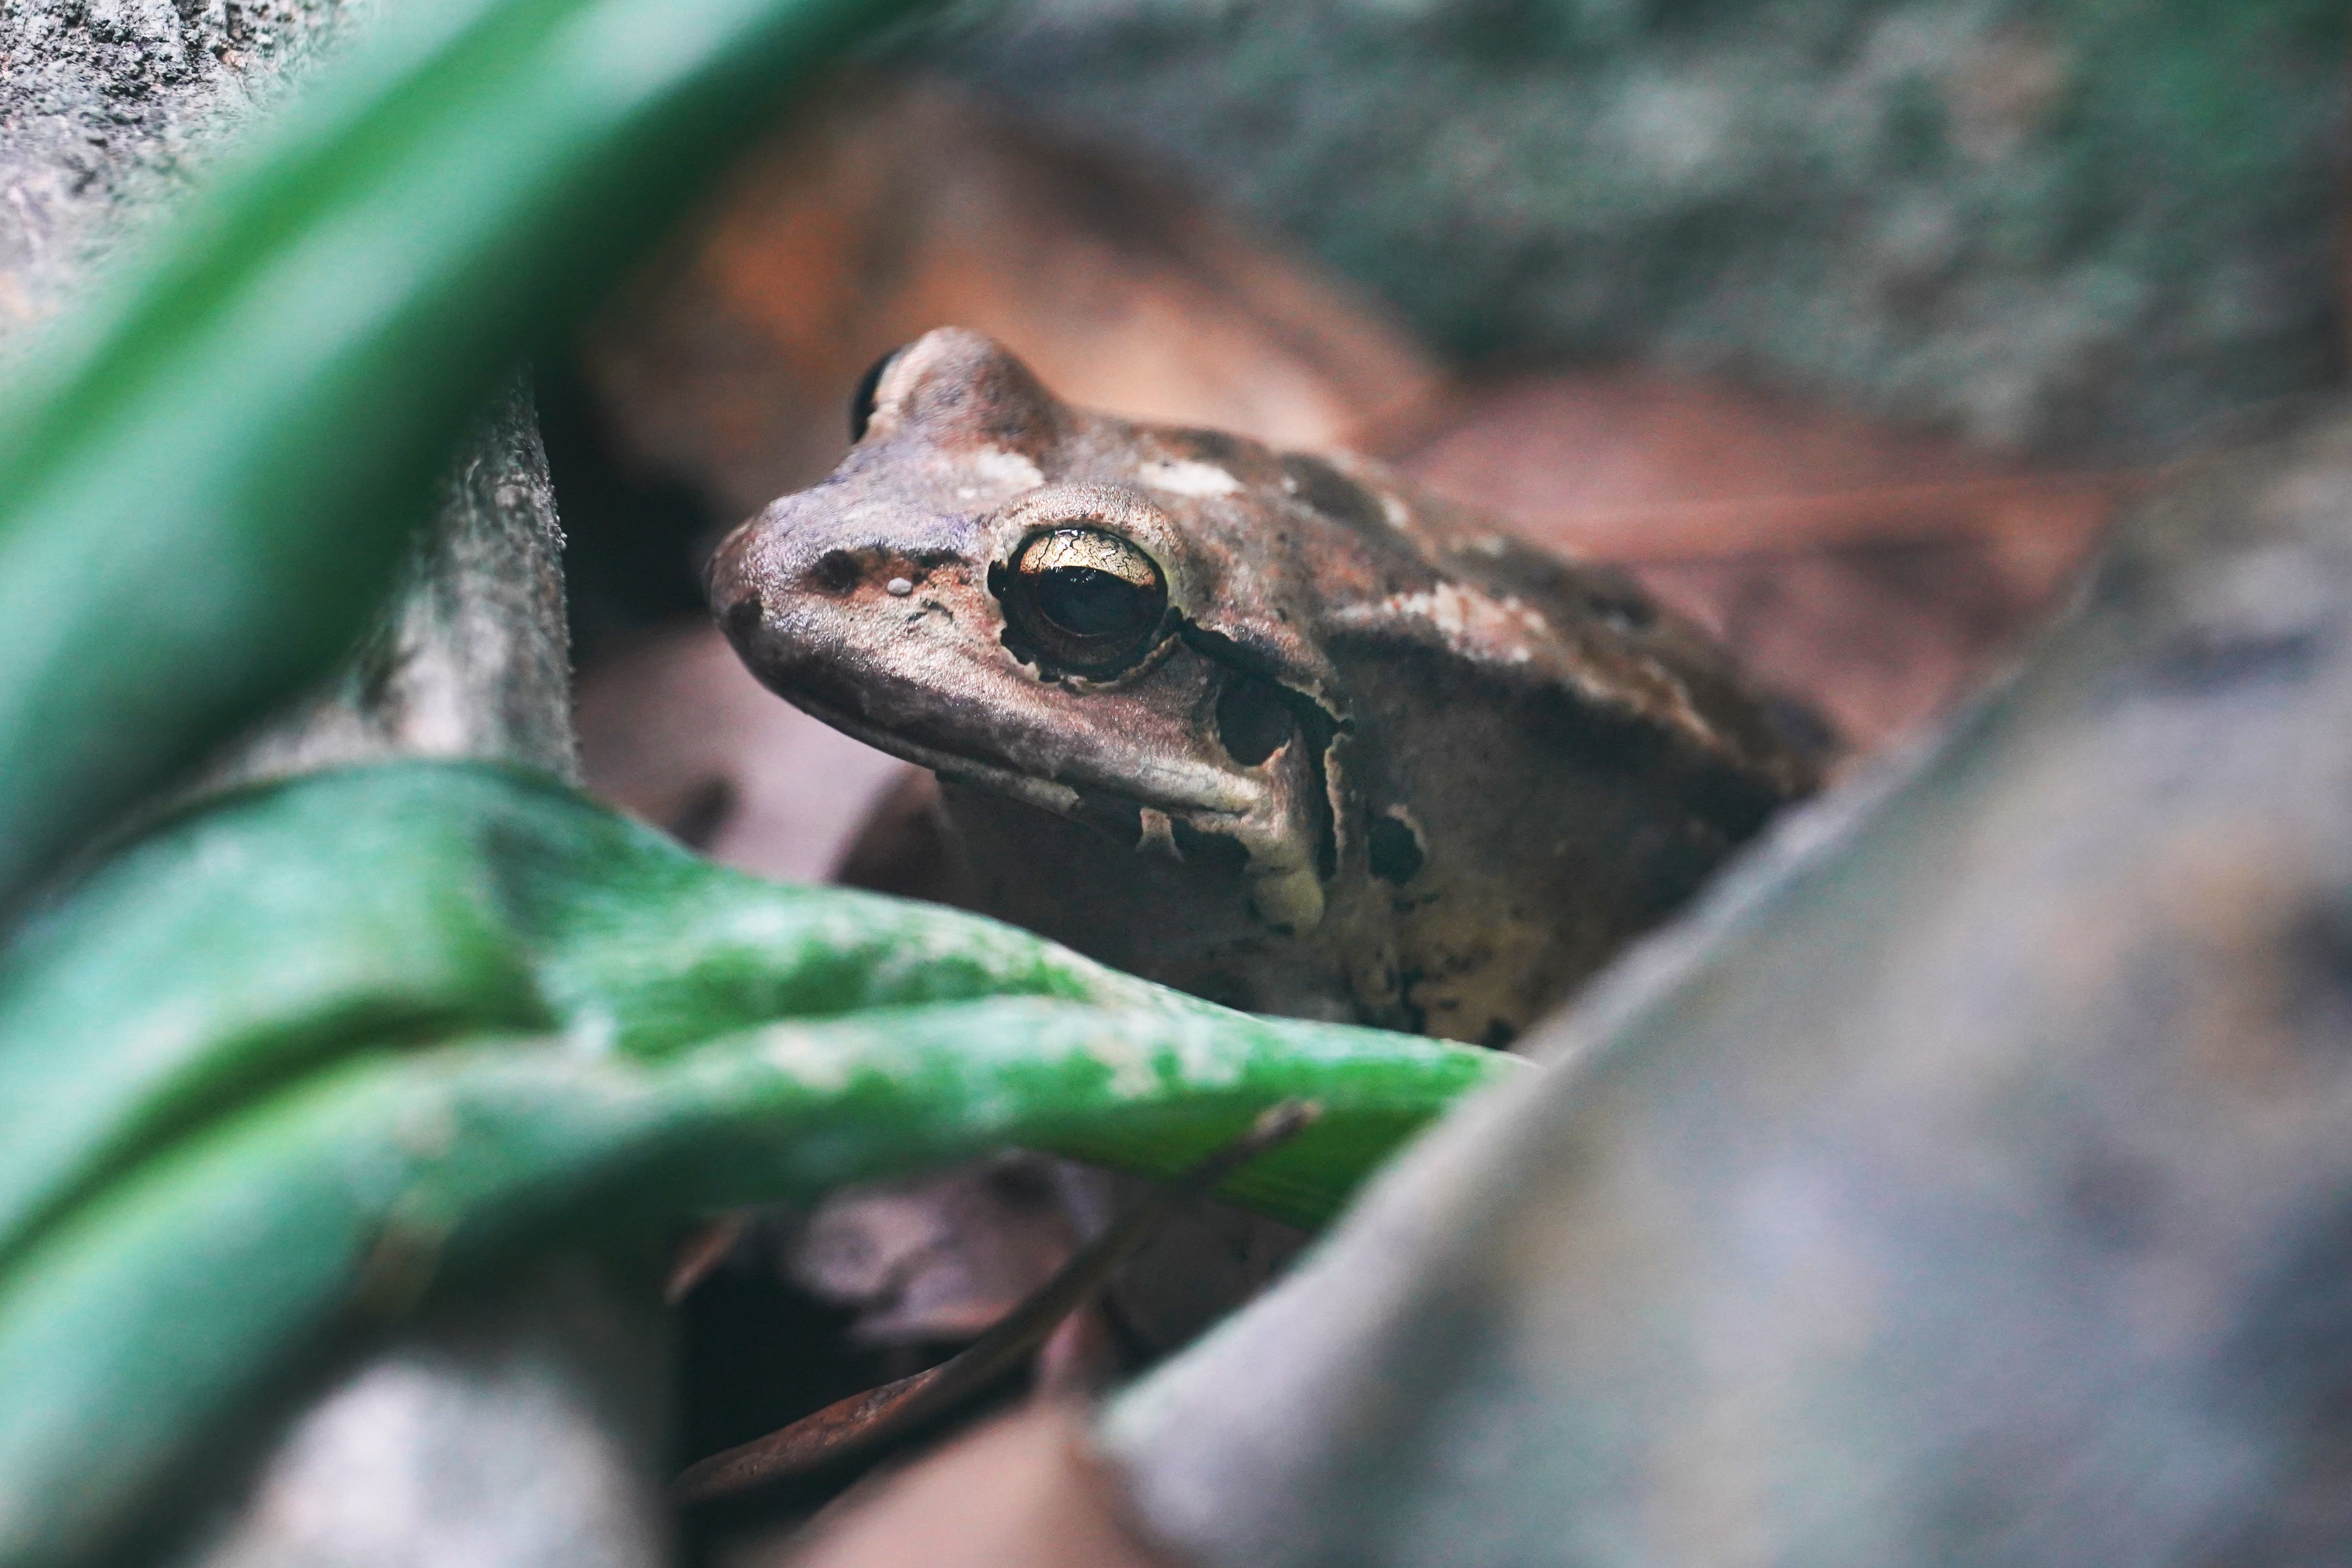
[1001,526,1168,675]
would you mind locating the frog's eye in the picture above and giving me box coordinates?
[848,347,902,443]
[1001,527,1169,675]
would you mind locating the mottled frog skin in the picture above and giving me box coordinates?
[711,329,1815,1044]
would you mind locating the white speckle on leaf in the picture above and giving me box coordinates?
[392,1098,458,1159]
[1138,459,1241,497]
[759,1026,857,1093]
[1159,1018,1249,1091]
[1089,1029,1165,1099]
[565,1009,621,1056]
[726,905,795,941]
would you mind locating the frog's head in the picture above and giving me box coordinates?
[710,329,1362,934]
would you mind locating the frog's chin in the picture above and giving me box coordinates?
[778,689,1327,934]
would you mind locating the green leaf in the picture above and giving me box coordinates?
[0,0,923,908]
[0,765,1514,1568]
[0,762,1508,1558]
[0,762,1508,1274]
[0,996,1505,1568]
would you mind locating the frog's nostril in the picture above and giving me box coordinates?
[810,549,863,595]
[723,596,763,638]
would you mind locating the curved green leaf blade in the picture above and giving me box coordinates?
[0,999,1513,1568]
[0,761,1328,1274]
[0,0,920,907]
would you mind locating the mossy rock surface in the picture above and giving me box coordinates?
[909,0,2346,455]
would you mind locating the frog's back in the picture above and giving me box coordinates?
[1165,449,1811,1041]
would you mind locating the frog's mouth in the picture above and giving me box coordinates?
[768,660,1338,936]
[777,688,1093,820]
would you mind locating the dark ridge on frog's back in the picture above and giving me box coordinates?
[1169,427,1246,465]
[1280,453,1392,537]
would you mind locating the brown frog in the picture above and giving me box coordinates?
[710,328,1816,1047]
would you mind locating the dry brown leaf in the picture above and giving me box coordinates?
[1377,370,2125,746]
[731,1406,1177,1568]
[581,72,1441,524]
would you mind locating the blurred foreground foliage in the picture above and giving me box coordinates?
[0,2,1507,1562]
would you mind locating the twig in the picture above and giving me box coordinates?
[672,1100,1322,1505]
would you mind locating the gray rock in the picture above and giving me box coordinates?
[208,375,580,789]
[0,0,365,342]
[180,1260,670,1568]
[907,0,2346,456]
[1106,402,2352,1566]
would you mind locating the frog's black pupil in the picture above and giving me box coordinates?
[1034,567,1151,639]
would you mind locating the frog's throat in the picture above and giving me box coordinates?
[777,690,1326,935]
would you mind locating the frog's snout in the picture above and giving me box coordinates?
[706,520,825,695]
[705,520,762,625]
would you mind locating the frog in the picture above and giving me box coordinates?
[709,327,1818,1048]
